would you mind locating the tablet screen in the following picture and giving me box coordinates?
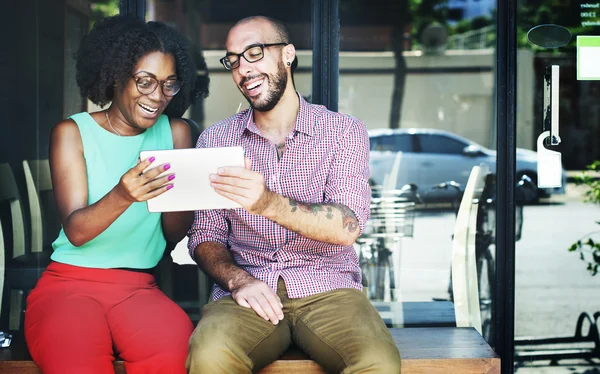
[139,146,245,212]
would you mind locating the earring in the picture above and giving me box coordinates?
[287,61,291,66]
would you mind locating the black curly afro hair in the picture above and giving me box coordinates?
[76,15,209,118]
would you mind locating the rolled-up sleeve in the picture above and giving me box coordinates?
[187,209,230,259]
[323,117,371,234]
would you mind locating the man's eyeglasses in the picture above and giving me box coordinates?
[132,75,182,97]
[220,43,288,71]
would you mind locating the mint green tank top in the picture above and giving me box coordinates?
[51,112,173,269]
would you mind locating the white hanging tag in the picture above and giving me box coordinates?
[537,131,562,188]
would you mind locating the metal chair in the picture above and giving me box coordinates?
[22,159,60,256]
[450,164,489,342]
[356,184,418,302]
[448,168,529,346]
[0,164,26,261]
[0,163,47,331]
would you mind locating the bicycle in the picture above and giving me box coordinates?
[448,173,528,343]
[356,184,420,302]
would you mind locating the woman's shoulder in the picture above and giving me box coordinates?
[52,112,95,137]
[50,117,84,153]
[52,117,80,137]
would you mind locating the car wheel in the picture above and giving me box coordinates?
[516,172,539,204]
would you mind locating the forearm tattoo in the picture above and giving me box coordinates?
[288,200,359,232]
[333,205,360,233]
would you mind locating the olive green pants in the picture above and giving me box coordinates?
[186,278,401,373]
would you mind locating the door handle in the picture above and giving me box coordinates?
[544,65,561,146]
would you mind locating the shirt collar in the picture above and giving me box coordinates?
[241,92,315,138]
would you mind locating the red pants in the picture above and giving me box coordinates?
[24,261,194,374]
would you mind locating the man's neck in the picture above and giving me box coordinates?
[253,89,300,142]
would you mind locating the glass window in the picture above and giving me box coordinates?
[1,0,115,331]
[64,6,89,117]
[340,0,498,345]
[370,134,414,152]
[417,134,467,154]
[514,1,600,372]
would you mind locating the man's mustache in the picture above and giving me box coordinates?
[240,74,267,86]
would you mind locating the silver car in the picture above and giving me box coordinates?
[368,128,566,204]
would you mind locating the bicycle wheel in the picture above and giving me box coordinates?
[477,247,496,344]
[387,249,397,302]
[358,241,375,299]
[374,241,387,301]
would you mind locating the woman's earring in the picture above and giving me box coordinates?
[287,61,291,66]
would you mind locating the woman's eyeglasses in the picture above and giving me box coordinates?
[132,75,182,97]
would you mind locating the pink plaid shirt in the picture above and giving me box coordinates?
[187,94,371,299]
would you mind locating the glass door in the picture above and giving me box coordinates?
[339,0,501,340]
[514,1,600,373]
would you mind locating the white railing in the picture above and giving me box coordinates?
[446,25,496,50]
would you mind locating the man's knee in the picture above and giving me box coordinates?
[186,327,252,374]
[344,346,401,374]
[370,350,401,373]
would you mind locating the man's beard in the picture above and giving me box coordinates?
[242,62,287,112]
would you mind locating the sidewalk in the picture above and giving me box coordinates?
[566,170,600,183]
[516,358,600,373]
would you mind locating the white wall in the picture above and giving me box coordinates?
[88,48,535,151]
[201,48,535,150]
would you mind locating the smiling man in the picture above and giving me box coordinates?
[186,16,401,374]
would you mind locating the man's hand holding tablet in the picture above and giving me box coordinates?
[139,146,245,212]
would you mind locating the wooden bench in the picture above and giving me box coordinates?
[0,327,499,373]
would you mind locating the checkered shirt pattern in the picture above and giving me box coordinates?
[187,94,371,299]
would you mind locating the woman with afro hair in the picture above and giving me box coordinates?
[24,15,209,374]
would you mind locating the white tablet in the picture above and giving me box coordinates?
[139,147,245,212]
